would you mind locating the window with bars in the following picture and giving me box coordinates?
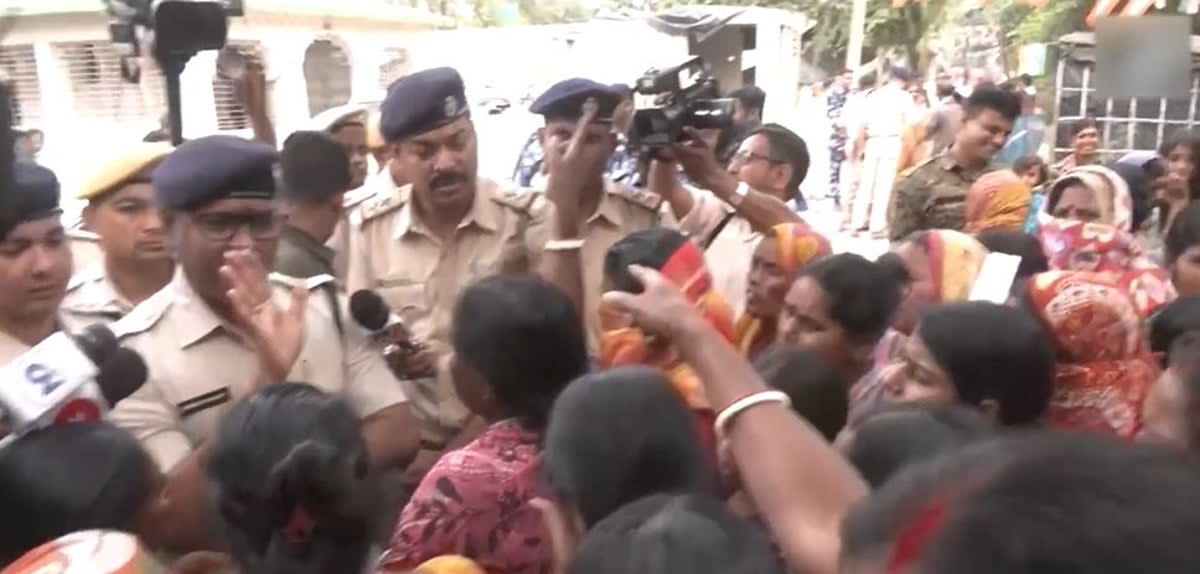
[1055,55,1200,160]
[303,39,352,117]
[211,42,262,131]
[58,41,157,123]
[0,45,41,127]
[378,47,409,90]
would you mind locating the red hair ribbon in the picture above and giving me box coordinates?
[886,498,948,573]
[283,505,315,543]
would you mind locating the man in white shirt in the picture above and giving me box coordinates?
[851,66,915,238]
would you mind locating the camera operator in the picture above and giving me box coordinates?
[0,163,72,364]
[650,124,809,313]
[534,78,664,344]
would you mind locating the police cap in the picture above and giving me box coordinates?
[1,162,62,239]
[380,67,469,143]
[530,78,622,123]
[152,135,278,211]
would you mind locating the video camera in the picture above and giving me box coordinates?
[628,57,735,153]
[102,0,234,145]
[104,0,232,66]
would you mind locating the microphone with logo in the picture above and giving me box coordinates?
[349,290,435,379]
[0,325,147,444]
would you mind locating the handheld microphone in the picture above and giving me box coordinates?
[349,290,422,353]
[0,326,146,439]
[349,290,433,379]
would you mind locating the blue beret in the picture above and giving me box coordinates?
[152,135,278,210]
[380,67,469,143]
[530,78,621,122]
[1,162,61,238]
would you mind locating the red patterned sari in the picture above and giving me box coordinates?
[1026,271,1159,437]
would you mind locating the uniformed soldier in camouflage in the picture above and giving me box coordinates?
[889,85,1021,241]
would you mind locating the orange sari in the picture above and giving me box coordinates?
[734,224,831,359]
[598,239,735,409]
[1026,271,1159,437]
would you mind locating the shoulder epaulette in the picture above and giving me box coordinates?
[343,187,376,210]
[609,184,664,211]
[357,185,407,225]
[491,185,538,212]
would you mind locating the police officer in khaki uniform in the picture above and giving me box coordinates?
[346,67,547,457]
[61,143,174,330]
[888,85,1020,241]
[109,135,418,552]
[530,78,665,343]
[0,163,71,364]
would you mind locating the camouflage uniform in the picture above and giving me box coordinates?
[888,151,997,241]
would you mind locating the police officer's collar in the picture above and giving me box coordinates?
[391,179,500,239]
[167,267,237,349]
[588,182,628,228]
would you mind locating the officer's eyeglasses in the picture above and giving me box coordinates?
[731,150,783,166]
[190,212,285,241]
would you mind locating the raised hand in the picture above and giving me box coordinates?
[220,250,309,382]
[544,98,612,226]
[601,265,708,342]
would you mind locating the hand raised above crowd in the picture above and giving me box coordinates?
[544,98,612,227]
[220,250,308,383]
[601,264,709,342]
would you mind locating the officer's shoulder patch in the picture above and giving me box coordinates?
[358,186,407,224]
[609,184,663,211]
[491,185,537,212]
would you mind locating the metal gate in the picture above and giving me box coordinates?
[1053,31,1200,161]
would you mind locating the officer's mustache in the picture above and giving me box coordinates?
[429,172,466,190]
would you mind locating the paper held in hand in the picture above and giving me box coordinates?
[968,253,1023,305]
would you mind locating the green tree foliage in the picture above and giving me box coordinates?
[791,0,951,73]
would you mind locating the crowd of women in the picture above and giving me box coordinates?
[8,126,1200,574]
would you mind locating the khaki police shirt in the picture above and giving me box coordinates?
[565,182,664,345]
[888,152,997,241]
[675,188,759,315]
[59,266,136,332]
[329,170,397,282]
[109,269,409,472]
[345,178,548,445]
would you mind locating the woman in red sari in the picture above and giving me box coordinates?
[1023,271,1160,437]
[1038,218,1176,318]
[735,223,832,361]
